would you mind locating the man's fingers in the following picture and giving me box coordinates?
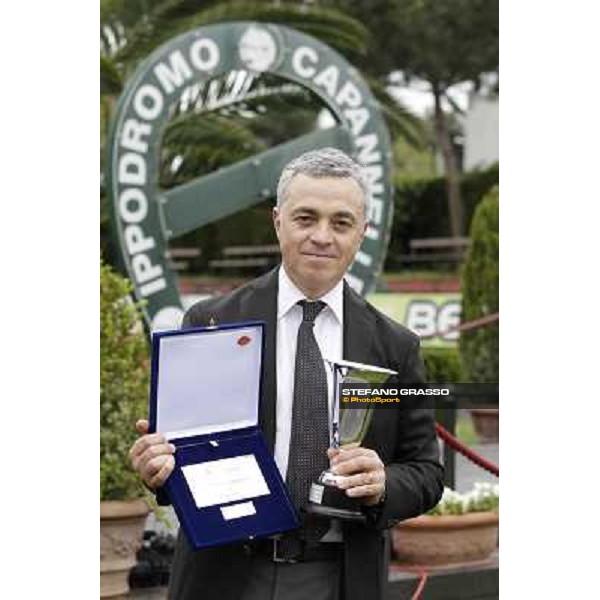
[344,484,383,501]
[327,446,386,505]
[336,470,386,504]
[327,442,360,461]
[128,423,177,490]
[131,442,175,472]
[136,419,150,435]
[332,454,380,476]
[130,433,169,460]
[327,448,340,460]
[336,470,385,490]
[148,455,175,489]
[330,446,377,466]
[146,455,170,477]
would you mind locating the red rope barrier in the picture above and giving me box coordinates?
[410,570,428,600]
[420,311,499,340]
[436,423,499,477]
[410,314,498,598]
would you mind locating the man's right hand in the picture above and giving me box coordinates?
[129,419,176,490]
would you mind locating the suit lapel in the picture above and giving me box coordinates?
[343,281,377,364]
[240,268,279,451]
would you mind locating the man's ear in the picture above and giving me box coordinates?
[360,219,368,242]
[272,207,281,238]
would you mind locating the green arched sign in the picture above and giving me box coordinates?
[107,22,395,330]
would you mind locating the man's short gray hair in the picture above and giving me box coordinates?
[276,147,371,216]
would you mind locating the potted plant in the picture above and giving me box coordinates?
[460,186,499,441]
[101,260,151,598]
[392,482,499,567]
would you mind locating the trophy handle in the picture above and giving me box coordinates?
[325,360,348,449]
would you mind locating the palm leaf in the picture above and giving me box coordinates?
[366,76,426,150]
[160,111,267,187]
[114,1,369,69]
[101,55,123,95]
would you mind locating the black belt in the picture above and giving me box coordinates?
[246,537,343,564]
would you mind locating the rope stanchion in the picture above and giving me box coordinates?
[435,423,499,477]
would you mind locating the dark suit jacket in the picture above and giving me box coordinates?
[166,268,443,600]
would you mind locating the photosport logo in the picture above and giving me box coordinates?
[106,22,395,331]
[339,384,498,409]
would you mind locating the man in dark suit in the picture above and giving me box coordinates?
[130,147,443,600]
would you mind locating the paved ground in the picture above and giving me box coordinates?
[130,441,499,599]
[453,441,499,493]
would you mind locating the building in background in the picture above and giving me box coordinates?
[464,93,499,170]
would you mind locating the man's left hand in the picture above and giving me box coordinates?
[327,446,386,506]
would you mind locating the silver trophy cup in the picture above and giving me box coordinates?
[306,359,397,521]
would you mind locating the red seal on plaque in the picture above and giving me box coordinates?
[237,335,251,346]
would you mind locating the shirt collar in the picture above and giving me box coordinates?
[278,265,344,323]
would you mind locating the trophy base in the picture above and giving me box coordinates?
[306,481,366,522]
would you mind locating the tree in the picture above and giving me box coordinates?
[100,259,149,500]
[100,0,428,268]
[101,0,426,156]
[100,1,370,263]
[324,0,499,237]
[459,186,498,382]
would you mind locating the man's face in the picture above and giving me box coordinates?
[273,174,367,299]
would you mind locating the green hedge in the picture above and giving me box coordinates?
[422,346,464,427]
[174,163,499,275]
[386,163,499,268]
[422,347,463,383]
[176,199,278,273]
[100,260,149,500]
[459,186,499,382]
[101,163,499,276]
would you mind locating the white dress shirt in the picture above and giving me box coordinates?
[274,266,344,479]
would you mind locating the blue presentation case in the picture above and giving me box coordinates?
[149,321,299,550]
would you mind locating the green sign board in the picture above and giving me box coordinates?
[106,22,395,330]
[368,293,462,347]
